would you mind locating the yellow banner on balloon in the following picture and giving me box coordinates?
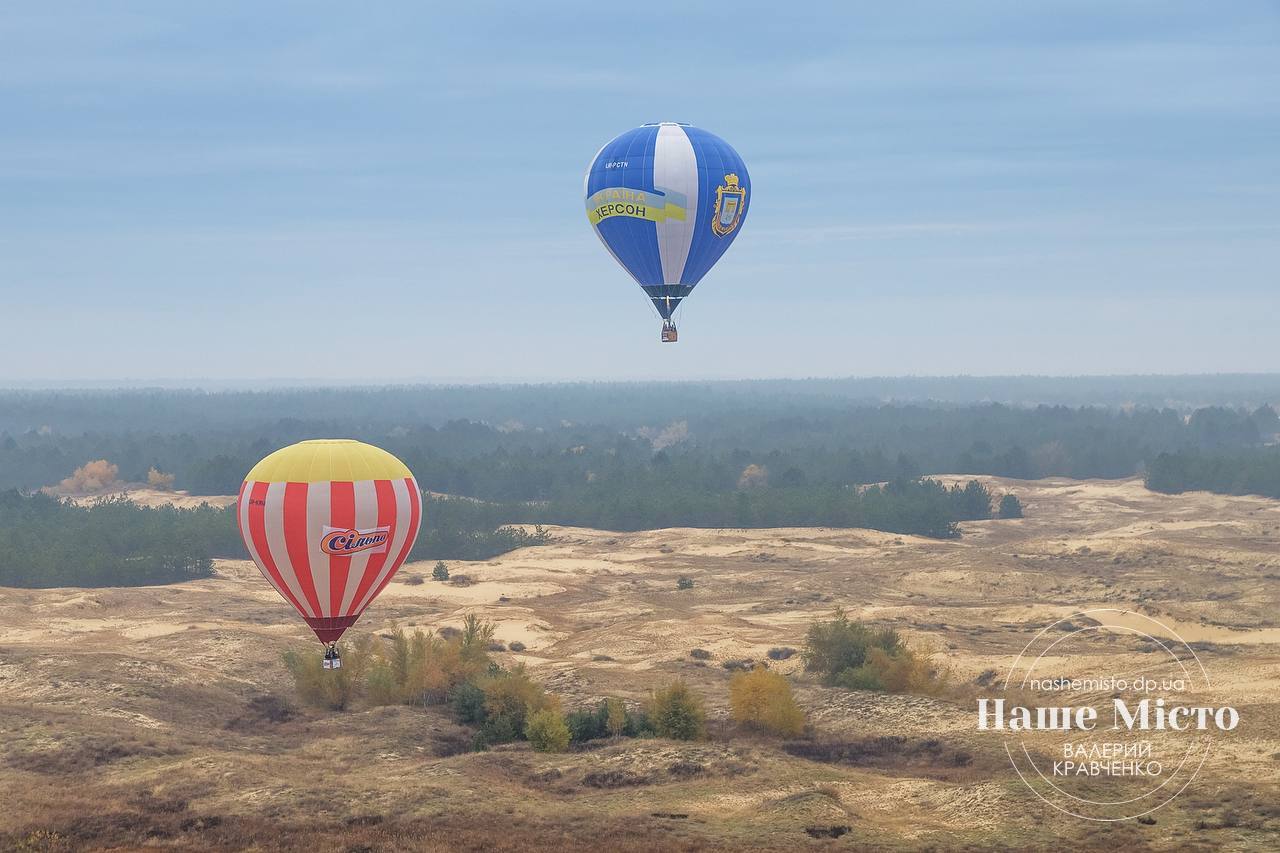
[586,187,686,226]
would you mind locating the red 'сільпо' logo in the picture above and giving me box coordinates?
[320,526,390,556]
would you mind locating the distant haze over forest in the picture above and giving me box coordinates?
[4,374,1279,588]
[2,374,1279,436]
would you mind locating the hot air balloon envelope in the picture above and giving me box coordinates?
[236,439,422,649]
[584,122,750,328]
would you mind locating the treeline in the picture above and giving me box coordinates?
[422,477,1006,540]
[0,478,1002,588]
[3,401,1277,498]
[0,491,228,588]
[1145,448,1280,500]
[0,491,551,588]
[528,478,1003,538]
[409,496,550,562]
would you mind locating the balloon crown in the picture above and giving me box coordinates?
[723,173,740,188]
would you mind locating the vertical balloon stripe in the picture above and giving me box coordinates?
[349,478,410,615]
[679,126,750,285]
[235,481,248,546]
[345,478,398,615]
[304,480,333,616]
[359,478,421,613]
[282,482,323,618]
[654,123,698,285]
[587,124,664,286]
[262,481,312,615]
[337,478,379,616]
[245,481,307,616]
[327,480,356,620]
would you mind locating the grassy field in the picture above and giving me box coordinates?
[1,477,1278,850]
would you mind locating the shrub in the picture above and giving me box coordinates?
[648,680,706,741]
[689,648,712,660]
[737,463,769,489]
[60,459,118,492]
[280,620,502,712]
[508,640,526,652]
[566,702,610,743]
[835,645,946,696]
[767,647,796,660]
[475,713,520,749]
[998,494,1024,519]
[433,561,450,581]
[802,609,901,685]
[676,576,695,590]
[451,681,488,724]
[479,663,560,741]
[605,697,627,736]
[364,658,401,706]
[525,709,571,753]
[283,646,355,711]
[460,614,496,660]
[147,467,175,490]
[625,709,655,737]
[730,665,806,736]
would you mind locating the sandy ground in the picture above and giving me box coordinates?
[55,485,239,509]
[1,477,1278,850]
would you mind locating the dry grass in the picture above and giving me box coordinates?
[1,476,1279,850]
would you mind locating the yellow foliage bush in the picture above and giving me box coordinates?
[59,459,118,493]
[605,697,627,737]
[737,463,769,489]
[283,646,356,710]
[729,665,806,736]
[481,664,559,724]
[836,644,949,696]
[525,708,571,752]
[284,618,501,711]
[146,467,175,490]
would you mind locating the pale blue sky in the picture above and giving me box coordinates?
[2,1,1277,382]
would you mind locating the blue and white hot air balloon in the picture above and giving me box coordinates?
[584,122,750,342]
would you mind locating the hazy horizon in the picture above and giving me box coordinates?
[4,370,1280,391]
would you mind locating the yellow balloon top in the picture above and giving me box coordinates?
[244,439,414,484]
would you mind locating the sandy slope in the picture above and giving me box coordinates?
[1,477,1278,850]
[55,485,239,509]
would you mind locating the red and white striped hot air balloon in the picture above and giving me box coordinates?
[236,439,422,667]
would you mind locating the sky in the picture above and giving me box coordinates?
[2,1,1278,383]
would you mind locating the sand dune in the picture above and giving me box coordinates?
[1,477,1278,850]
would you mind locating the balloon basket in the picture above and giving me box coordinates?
[322,644,342,670]
[661,322,678,343]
